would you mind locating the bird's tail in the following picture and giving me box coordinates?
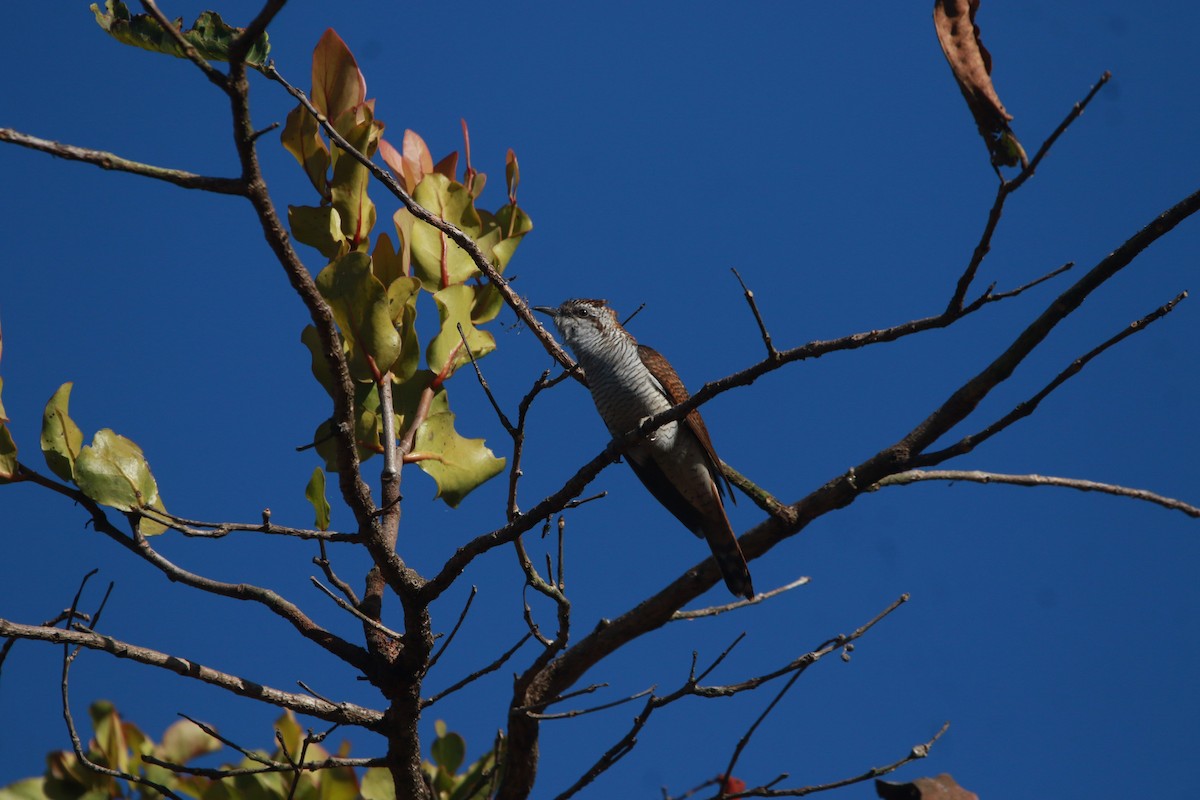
[703,519,755,601]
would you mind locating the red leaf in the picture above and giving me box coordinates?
[311,28,366,121]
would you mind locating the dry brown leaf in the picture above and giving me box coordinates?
[933,0,1027,168]
[877,772,980,799]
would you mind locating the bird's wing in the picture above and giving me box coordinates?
[636,344,736,501]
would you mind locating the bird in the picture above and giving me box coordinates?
[534,299,754,600]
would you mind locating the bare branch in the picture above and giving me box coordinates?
[18,464,372,670]
[427,585,478,671]
[0,128,244,194]
[421,632,532,708]
[732,722,950,798]
[917,291,1187,465]
[672,577,810,621]
[310,577,404,639]
[731,268,778,359]
[947,71,1111,311]
[1008,71,1112,192]
[873,469,1200,518]
[1,617,384,728]
[140,507,361,542]
[528,687,654,721]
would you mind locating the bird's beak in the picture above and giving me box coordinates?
[532,305,557,317]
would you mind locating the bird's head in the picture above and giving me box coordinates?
[533,299,627,355]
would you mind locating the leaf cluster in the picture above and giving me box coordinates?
[284,31,532,506]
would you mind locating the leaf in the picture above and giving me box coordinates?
[281,105,331,197]
[504,148,520,201]
[431,730,466,775]
[301,325,337,398]
[393,373,503,506]
[316,765,358,800]
[90,701,130,775]
[372,232,407,288]
[316,252,402,379]
[426,284,496,377]
[288,205,346,259]
[0,377,7,423]
[273,710,304,764]
[0,777,53,800]
[310,29,365,121]
[313,384,382,469]
[410,174,482,292]
[329,103,383,250]
[158,718,222,765]
[433,151,459,181]
[386,277,422,383]
[74,429,166,528]
[876,773,979,800]
[933,0,1027,168]
[305,467,331,531]
[0,424,17,484]
[40,383,84,482]
[360,769,396,800]
[91,1,269,67]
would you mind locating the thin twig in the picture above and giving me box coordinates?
[0,618,385,728]
[872,469,1200,517]
[422,632,533,708]
[459,323,516,434]
[917,291,1188,465]
[427,585,479,671]
[0,128,244,193]
[527,687,654,720]
[310,577,404,639]
[672,577,810,621]
[731,268,777,358]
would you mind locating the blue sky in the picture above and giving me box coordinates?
[1,2,1198,798]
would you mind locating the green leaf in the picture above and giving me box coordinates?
[0,424,17,484]
[431,731,466,775]
[409,174,482,292]
[0,377,8,423]
[360,769,395,800]
[0,777,57,800]
[40,382,83,482]
[272,710,304,764]
[305,467,331,531]
[310,29,365,122]
[396,373,503,507]
[316,765,358,800]
[159,717,222,765]
[313,384,381,470]
[329,103,383,250]
[426,284,495,377]
[74,429,166,529]
[288,205,346,259]
[414,409,505,507]
[316,252,402,379]
[90,701,130,775]
[301,325,337,397]
[386,277,422,383]
[91,1,269,67]
[281,105,331,197]
[449,735,504,800]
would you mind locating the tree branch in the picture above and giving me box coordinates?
[0,128,244,193]
[872,469,1200,517]
[0,617,384,728]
